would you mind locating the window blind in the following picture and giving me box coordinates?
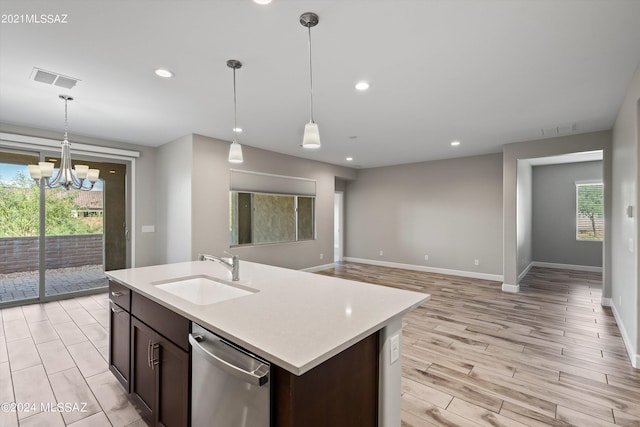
[230,169,316,196]
[576,182,604,241]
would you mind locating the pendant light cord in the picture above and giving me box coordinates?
[307,24,314,123]
[63,97,69,141]
[233,67,238,142]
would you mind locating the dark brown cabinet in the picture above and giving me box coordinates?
[130,318,156,419]
[109,301,131,390]
[108,279,380,427]
[109,281,131,391]
[273,333,379,427]
[109,280,190,427]
[130,295,190,427]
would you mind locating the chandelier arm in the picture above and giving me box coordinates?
[30,94,100,191]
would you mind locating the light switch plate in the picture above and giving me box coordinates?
[142,225,155,233]
[390,334,400,364]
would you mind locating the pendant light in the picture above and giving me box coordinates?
[227,59,244,163]
[28,95,100,191]
[300,12,321,149]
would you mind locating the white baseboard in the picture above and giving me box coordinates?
[530,261,602,273]
[301,263,335,273]
[342,257,503,282]
[610,302,639,369]
[517,262,534,283]
[501,283,520,293]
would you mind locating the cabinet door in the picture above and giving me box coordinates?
[131,318,156,423]
[156,335,189,427]
[109,302,130,391]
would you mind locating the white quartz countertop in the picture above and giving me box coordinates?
[106,260,430,375]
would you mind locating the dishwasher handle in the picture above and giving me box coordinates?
[189,333,269,387]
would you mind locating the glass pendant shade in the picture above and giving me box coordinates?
[302,122,321,149]
[228,141,243,163]
[300,12,321,150]
[227,59,244,164]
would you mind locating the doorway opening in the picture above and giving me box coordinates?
[334,192,343,262]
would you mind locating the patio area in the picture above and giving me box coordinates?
[0,265,107,303]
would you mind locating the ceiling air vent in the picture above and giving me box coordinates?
[541,123,577,137]
[31,67,80,89]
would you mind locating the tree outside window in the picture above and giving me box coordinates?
[576,182,604,241]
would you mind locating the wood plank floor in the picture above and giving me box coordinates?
[318,263,640,427]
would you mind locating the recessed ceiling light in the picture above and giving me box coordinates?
[355,81,370,91]
[346,157,353,161]
[450,140,461,147]
[233,127,243,133]
[154,68,174,78]
[253,0,272,4]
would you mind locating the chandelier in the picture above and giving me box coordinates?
[28,95,100,191]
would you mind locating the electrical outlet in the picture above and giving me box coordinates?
[320,253,324,260]
[424,254,429,261]
[619,296,622,306]
[390,334,400,364]
[379,250,384,256]
[474,259,479,266]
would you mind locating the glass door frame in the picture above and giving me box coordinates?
[0,132,138,308]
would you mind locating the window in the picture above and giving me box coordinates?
[230,191,315,246]
[229,170,317,247]
[576,182,604,241]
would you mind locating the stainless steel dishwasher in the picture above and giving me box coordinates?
[189,323,270,427]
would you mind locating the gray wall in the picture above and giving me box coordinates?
[0,122,160,268]
[345,153,503,276]
[502,131,612,291]
[532,161,603,267]
[611,62,639,367]
[156,135,193,264]
[516,160,533,277]
[156,134,357,270]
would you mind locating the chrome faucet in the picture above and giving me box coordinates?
[198,253,240,281]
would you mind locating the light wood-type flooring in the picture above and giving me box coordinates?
[1,263,638,426]
[319,263,640,427]
[0,293,147,427]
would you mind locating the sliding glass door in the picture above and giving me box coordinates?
[0,148,127,306]
[0,150,42,304]
[43,154,107,297]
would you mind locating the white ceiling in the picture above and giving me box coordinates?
[1,0,639,169]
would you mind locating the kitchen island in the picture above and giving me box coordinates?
[106,259,429,427]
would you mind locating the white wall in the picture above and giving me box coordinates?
[611,63,640,368]
[344,153,503,279]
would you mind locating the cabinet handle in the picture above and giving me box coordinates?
[147,340,152,368]
[111,291,123,297]
[151,343,160,370]
[111,305,123,314]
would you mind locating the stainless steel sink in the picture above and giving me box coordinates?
[152,275,257,305]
